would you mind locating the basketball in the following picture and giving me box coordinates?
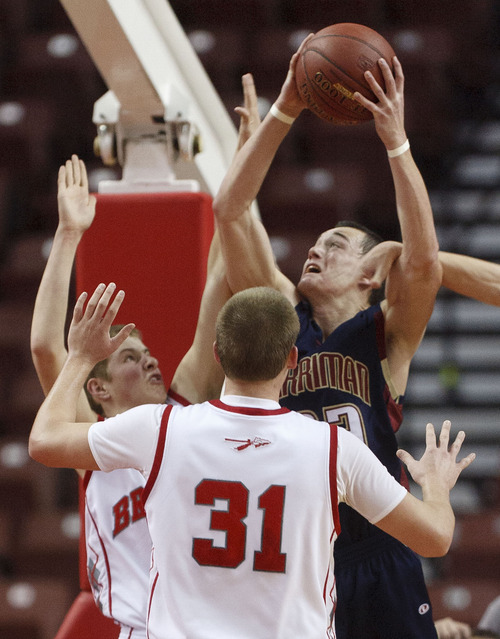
[295,23,396,125]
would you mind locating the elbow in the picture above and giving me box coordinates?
[28,432,54,467]
[212,194,230,223]
[417,529,453,558]
[408,254,443,295]
[28,435,44,465]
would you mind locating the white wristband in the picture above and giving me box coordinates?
[387,139,410,158]
[270,103,296,125]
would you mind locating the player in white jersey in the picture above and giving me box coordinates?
[83,390,188,636]
[30,76,259,638]
[30,284,475,639]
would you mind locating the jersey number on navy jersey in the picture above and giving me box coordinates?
[324,404,368,445]
[192,479,287,573]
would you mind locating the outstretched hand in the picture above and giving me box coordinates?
[57,154,96,233]
[235,73,261,151]
[434,616,472,639]
[68,283,135,367]
[397,420,476,492]
[353,56,407,151]
[274,33,314,119]
[360,240,403,290]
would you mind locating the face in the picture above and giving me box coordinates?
[101,335,167,412]
[297,226,367,301]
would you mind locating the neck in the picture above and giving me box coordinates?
[311,297,368,340]
[223,377,284,402]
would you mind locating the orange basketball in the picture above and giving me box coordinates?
[295,23,396,125]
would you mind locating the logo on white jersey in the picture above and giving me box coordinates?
[225,437,272,451]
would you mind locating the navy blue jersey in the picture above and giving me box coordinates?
[280,300,407,548]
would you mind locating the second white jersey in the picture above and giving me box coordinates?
[84,467,149,637]
[85,392,188,638]
[89,396,406,639]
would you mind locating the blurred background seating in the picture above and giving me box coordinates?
[0,0,498,633]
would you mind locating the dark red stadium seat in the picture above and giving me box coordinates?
[442,510,500,580]
[0,577,73,639]
[277,0,385,31]
[187,27,248,95]
[13,510,80,597]
[428,578,500,628]
[0,97,55,178]
[170,0,278,29]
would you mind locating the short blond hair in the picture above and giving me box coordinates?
[216,287,299,381]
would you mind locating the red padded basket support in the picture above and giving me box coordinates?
[76,192,214,388]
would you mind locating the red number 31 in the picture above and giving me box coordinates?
[192,479,286,573]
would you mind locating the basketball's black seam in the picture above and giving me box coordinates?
[299,57,370,123]
[305,48,370,93]
[310,34,390,61]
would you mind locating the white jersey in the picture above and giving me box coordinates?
[85,392,188,639]
[89,395,406,639]
[84,467,149,639]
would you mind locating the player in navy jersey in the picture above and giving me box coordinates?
[212,36,444,638]
[29,283,475,639]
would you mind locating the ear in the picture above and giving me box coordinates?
[86,378,111,401]
[287,345,298,370]
[213,341,221,364]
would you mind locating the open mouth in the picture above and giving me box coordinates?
[305,264,321,274]
[149,373,163,384]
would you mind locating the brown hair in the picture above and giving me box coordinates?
[335,220,385,305]
[84,325,143,416]
[216,287,300,382]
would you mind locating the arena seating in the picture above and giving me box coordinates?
[0,0,498,634]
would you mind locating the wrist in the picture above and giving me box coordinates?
[269,103,297,125]
[55,225,86,243]
[271,97,304,122]
[387,139,410,158]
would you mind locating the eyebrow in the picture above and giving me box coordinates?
[118,347,150,357]
[321,230,350,244]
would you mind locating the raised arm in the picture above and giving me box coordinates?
[213,43,314,302]
[355,58,442,394]
[376,420,475,556]
[29,284,133,470]
[439,251,500,305]
[30,155,97,422]
[170,76,264,403]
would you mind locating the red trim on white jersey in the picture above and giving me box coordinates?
[86,498,114,614]
[142,405,173,504]
[209,398,290,416]
[329,424,341,535]
[83,469,93,490]
[167,388,190,406]
[146,572,160,639]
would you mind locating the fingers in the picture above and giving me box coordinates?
[57,165,66,192]
[392,55,404,92]
[438,419,451,448]
[84,283,107,319]
[377,57,397,98]
[457,451,476,473]
[425,421,438,449]
[71,154,81,185]
[242,73,258,114]
[396,448,414,467]
[290,34,313,76]
[79,158,89,189]
[105,287,126,329]
[72,291,88,322]
[449,429,465,459]
[59,154,86,189]
[110,322,136,350]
